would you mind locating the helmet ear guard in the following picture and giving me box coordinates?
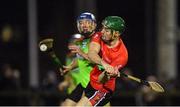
[90,22,97,32]
[111,30,119,39]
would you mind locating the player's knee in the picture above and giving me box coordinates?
[76,97,92,106]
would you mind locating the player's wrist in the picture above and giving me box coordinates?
[100,60,107,67]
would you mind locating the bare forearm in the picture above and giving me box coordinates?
[88,51,102,65]
[61,59,78,75]
[78,52,90,61]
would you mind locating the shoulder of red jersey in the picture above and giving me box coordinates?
[91,32,102,43]
[92,32,102,38]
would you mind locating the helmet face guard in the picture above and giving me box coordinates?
[101,16,126,44]
[102,16,125,34]
[77,12,96,37]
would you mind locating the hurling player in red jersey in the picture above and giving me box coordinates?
[76,16,128,106]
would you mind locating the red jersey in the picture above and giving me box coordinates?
[90,32,128,93]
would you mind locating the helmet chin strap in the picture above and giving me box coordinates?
[111,30,116,40]
[80,31,92,38]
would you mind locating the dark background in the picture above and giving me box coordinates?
[0,0,179,106]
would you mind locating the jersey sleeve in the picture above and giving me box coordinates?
[91,32,102,44]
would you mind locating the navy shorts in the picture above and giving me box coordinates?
[68,84,84,102]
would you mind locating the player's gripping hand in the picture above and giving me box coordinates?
[68,45,83,55]
[98,71,110,84]
[101,60,118,76]
[98,61,119,84]
[59,65,73,76]
[106,66,119,77]
[98,67,119,83]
